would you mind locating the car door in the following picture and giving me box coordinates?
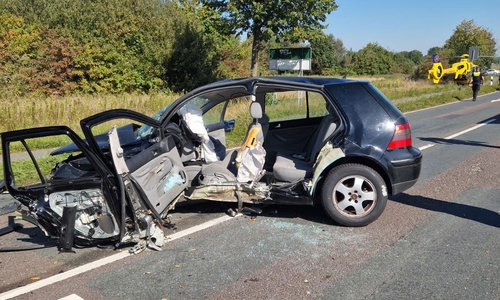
[1,126,122,241]
[80,109,188,218]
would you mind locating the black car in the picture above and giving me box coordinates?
[1,77,422,250]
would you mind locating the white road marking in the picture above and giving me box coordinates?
[491,99,500,102]
[58,294,84,300]
[0,214,239,300]
[418,144,435,151]
[418,118,496,151]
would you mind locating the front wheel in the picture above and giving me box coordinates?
[321,164,388,227]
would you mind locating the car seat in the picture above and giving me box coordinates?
[272,104,339,182]
[199,102,266,184]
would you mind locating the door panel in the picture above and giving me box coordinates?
[264,119,322,167]
[130,151,187,214]
[108,127,187,216]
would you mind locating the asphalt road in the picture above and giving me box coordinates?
[0,91,499,300]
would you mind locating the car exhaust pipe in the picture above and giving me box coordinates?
[58,205,77,253]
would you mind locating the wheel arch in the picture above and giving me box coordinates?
[312,155,392,204]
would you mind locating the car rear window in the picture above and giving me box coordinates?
[264,90,329,122]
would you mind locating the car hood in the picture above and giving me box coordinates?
[51,123,141,155]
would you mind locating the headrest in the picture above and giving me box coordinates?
[250,102,263,119]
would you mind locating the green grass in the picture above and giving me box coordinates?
[8,153,72,186]
[395,84,499,112]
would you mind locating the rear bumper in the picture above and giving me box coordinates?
[386,147,423,195]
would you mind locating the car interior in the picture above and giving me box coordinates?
[161,84,343,188]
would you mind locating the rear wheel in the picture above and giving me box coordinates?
[321,164,387,227]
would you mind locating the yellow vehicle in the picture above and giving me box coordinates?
[427,54,477,84]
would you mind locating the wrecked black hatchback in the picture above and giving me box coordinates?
[1,77,422,250]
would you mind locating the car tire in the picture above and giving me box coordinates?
[321,163,387,227]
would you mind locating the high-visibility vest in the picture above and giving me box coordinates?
[472,72,482,84]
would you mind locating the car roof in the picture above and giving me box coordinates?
[171,76,369,108]
[162,76,374,123]
[218,76,364,87]
[184,77,368,95]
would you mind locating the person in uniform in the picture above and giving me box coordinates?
[469,66,484,101]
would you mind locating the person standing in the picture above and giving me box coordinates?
[469,66,484,101]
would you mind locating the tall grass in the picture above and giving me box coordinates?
[0,93,178,133]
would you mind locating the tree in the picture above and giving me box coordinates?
[427,46,442,56]
[164,20,221,92]
[399,50,423,65]
[308,32,347,75]
[30,29,79,95]
[0,11,41,96]
[309,32,336,75]
[1,0,186,93]
[351,43,394,75]
[200,0,338,76]
[392,52,414,74]
[444,19,497,67]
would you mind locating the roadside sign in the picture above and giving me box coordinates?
[269,48,311,71]
[469,47,479,61]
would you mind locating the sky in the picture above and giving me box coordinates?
[324,0,500,56]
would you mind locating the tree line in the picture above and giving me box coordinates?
[0,0,497,97]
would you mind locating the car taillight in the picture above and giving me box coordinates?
[387,123,412,150]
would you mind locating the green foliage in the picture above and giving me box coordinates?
[413,55,434,80]
[29,29,80,95]
[351,43,394,75]
[216,37,252,78]
[444,20,497,67]
[0,11,41,96]
[309,32,336,75]
[164,20,221,92]
[392,52,415,74]
[265,93,278,106]
[399,50,423,65]
[1,4,497,97]
[427,46,442,56]
[0,0,192,94]
[178,2,252,81]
